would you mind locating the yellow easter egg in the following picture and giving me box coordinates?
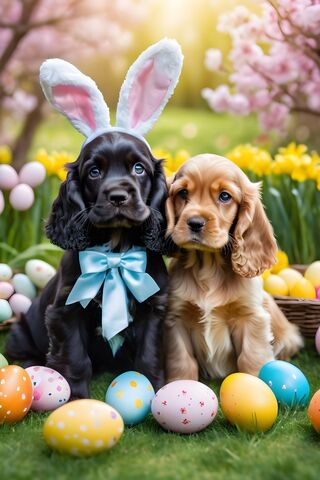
[290,278,316,299]
[278,268,303,290]
[220,373,278,432]
[43,399,124,456]
[261,269,271,281]
[264,274,289,296]
[304,261,320,288]
[271,250,289,274]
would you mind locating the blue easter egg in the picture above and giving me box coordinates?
[259,360,310,407]
[12,273,37,299]
[105,371,155,425]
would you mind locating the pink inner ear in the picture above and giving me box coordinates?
[128,59,171,129]
[52,84,96,131]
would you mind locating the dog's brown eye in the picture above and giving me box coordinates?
[89,167,101,179]
[219,191,232,203]
[178,189,188,200]
[133,163,145,175]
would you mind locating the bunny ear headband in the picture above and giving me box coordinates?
[39,38,183,151]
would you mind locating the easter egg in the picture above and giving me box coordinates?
[0,299,13,322]
[12,273,37,299]
[271,250,289,274]
[259,360,310,407]
[315,326,320,354]
[9,293,32,315]
[43,399,124,456]
[0,281,14,300]
[305,261,320,288]
[290,278,316,299]
[9,183,34,211]
[0,263,12,281]
[0,190,4,215]
[278,268,303,291]
[220,373,278,432]
[308,390,320,433]
[26,366,70,412]
[0,353,8,367]
[264,274,288,296]
[106,371,155,425]
[19,161,46,188]
[151,380,218,434]
[0,165,19,190]
[0,365,33,423]
[25,259,56,289]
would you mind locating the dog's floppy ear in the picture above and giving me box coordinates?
[142,159,168,253]
[45,163,90,250]
[231,182,277,278]
[165,176,176,235]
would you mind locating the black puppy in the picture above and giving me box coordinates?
[6,132,168,398]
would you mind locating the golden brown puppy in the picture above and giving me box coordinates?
[165,154,303,382]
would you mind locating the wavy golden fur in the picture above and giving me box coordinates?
[165,154,303,382]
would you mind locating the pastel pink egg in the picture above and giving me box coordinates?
[0,190,4,214]
[0,281,14,300]
[26,366,71,411]
[9,293,32,315]
[152,380,218,434]
[316,326,320,354]
[19,161,46,188]
[9,183,34,211]
[0,165,19,190]
[316,287,320,300]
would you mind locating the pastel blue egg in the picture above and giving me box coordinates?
[259,360,310,407]
[12,273,37,299]
[0,299,13,322]
[105,371,155,425]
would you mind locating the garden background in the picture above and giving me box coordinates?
[0,1,320,479]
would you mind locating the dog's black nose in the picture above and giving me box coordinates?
[108,190,129,206]
[187,216,206,232]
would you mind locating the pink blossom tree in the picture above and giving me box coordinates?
[0,0,148,167]
[202,0,320,135]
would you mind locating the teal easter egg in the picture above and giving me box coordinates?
[0,353,8,367]
[105,371,155,425]
[0,299,13,322]
[259,360,310,407]
[12,273,37,299]
[0,264,12,281]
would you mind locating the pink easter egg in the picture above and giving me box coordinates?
[316,286,320,300]
[316,326,320,354]
[19,161,46,188]
[9,293,32,315]
[0,281,14,300]
[0,190,4,215]
[26,366,71,411]
[152,380,218,434]
[9,183,34,211]
[0,165,19,190]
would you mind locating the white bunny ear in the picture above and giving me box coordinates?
[40,59,110,138]
[116,38,183,137]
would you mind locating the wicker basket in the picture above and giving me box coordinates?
[273,264,320,338]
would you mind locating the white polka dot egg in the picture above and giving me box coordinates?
[43,399,124,456]
[105,371,155,425]
[26,366,70,411]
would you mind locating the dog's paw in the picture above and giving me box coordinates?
[274,323,304,360]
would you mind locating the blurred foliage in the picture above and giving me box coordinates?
[227,143,320,264]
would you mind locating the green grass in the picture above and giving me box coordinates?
[30,107,260,159]
[1,331,320,480]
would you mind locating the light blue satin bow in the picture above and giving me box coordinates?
[66,246,160,355]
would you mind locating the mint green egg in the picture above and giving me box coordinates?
[0,299,13,322]
[12,273,37,299]
[0,353,8,367]
[0,264,12,281]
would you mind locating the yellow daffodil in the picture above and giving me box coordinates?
[153,148,190,177]
[36,148,74,179]
[0,145,12,164]
[226,144,272,176]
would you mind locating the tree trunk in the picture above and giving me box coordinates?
[11,98,45,169]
